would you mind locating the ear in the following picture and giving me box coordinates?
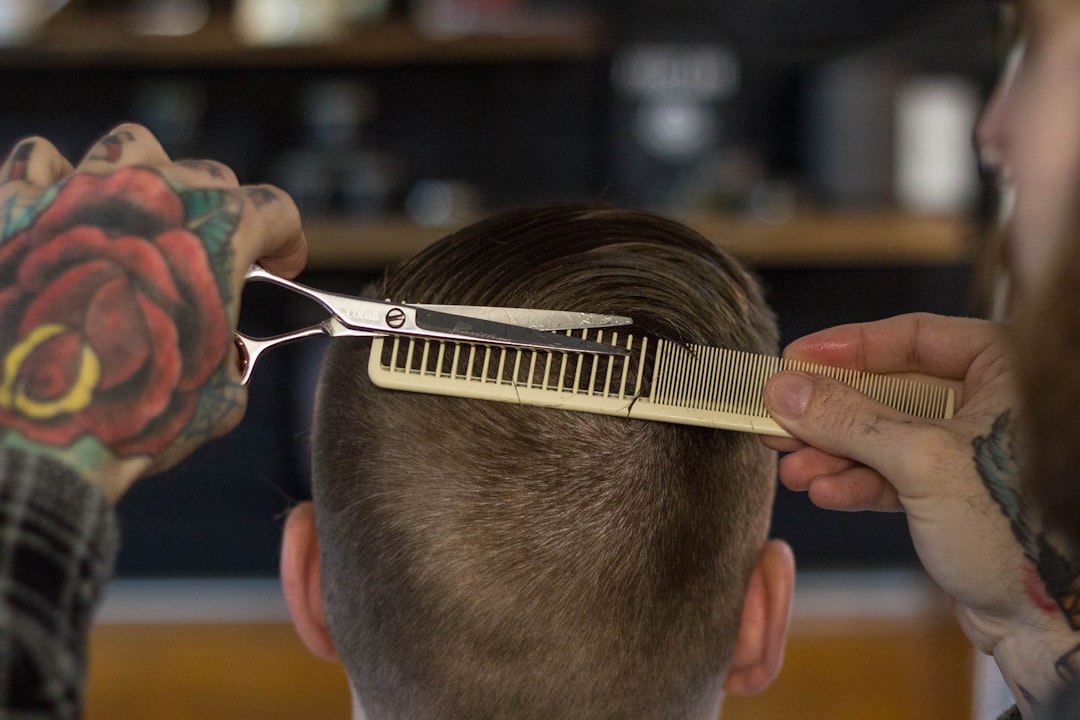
[281,501,338,661]
[723,539,795,696]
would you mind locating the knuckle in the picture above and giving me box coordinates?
[181,159,239,185]
[107,122,151,137]
[249,183,300,216]
[3,136,51,164]
[216,162,240,185]
[91,124,168,160]
[10,135,47,148]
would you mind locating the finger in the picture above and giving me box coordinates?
[763,370,949,498]
[777,446,903,512]
[777,445,859,490]
[805,469,903,512]
[0,136,75,187]
[231,184,307,280]
[760,435,806,453]
[782,313,1002,382]
[777,445,902,511]
[76,123,171,172]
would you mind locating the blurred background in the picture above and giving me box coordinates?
[1,0,1008,717]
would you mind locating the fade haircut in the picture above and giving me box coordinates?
[311,205,780,720]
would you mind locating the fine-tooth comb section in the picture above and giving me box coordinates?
[369,330,955,437]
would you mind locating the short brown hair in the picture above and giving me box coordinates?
[311,205,779,720]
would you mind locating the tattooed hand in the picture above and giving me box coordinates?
[759,313,1078,717]
[0,125,306,502]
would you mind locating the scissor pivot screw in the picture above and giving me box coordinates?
[385,307,407,329]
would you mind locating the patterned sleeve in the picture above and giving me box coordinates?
[0,446,118,720]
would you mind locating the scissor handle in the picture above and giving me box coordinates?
[234,326,328,385]
[246,263,291,285]
[237,266,348,384]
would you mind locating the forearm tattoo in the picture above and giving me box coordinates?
[974,410,1080,694]
[0,164,243,458]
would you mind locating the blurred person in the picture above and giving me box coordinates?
[758,1,1080,717]
[1012,195,1080,554]
[1009,181,1080,719]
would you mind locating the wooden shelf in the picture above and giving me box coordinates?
[0,10,604,69]
[684,211,978,267]
[302,211,979,271]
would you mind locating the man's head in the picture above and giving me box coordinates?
[282,206,793,720]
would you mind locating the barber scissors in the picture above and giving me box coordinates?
[235,265,633,384]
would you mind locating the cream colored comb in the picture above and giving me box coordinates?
[367,331,955,437]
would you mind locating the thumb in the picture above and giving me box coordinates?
[763,370,934,488]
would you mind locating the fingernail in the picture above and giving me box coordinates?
[766,372,814,419]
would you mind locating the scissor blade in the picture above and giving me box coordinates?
[413,307,628,356]
[413,305,633,331]
[243,266,625,355]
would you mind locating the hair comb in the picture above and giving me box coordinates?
[367,330,955,437]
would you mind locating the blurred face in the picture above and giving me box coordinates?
[977,0,1080,301]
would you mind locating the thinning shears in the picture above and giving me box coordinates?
[235,265,633,384]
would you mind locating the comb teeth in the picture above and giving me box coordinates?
[651,345,955,419]
[369,330,955,437]
[378,329,649,398]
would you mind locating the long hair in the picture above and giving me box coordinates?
[1013,195,1080,552]
[311,205,779,720]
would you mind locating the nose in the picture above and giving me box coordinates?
[976,86,1006,176]
[976,41,1024,179]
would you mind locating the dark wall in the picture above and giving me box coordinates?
[4,0,992,575]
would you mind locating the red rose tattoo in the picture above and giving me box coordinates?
[0,167,238,456]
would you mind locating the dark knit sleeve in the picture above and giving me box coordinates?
[0,446,118,720]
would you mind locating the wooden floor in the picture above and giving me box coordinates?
[87,623,351,720]
[85,573,978,720]
[725,615,973,719]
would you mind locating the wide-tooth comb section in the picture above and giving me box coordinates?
[370,330,955,437]
[378,330,650,397]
